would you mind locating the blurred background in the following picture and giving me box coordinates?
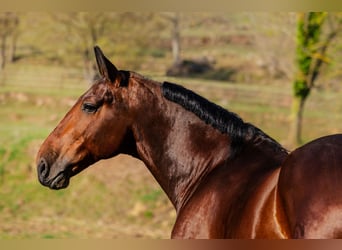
[0,12,341,238]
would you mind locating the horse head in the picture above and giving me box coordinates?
[36,46,135,189]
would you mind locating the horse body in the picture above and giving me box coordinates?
[279,134,342,238]
[36,46,342,238]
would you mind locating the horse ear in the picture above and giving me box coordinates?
[94,46,118,84]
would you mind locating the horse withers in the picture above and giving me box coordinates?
[36,46,342,238]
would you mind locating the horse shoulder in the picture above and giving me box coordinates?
[171,165,235,239]
[171,165,290,239]
[233,168,290,238]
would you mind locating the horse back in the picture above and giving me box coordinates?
[278,134,342,238]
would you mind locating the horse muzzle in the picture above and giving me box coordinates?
[37,157,70,190]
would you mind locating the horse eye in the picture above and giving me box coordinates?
[82,103,98,114]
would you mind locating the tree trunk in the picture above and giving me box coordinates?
[9,14,19,63]
[290,95,307,147]
[0,36,6,70]
[9,33,17,63]
[171,13,181,64]
[83,48,97,84]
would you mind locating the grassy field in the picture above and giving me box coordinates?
[0,61,341,239]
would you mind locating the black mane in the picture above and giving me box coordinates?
[162,81,287,158]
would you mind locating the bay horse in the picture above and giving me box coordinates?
[36,46,342,238]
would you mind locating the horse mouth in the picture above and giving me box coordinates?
[49,171,70,190]
[48,163,86,189]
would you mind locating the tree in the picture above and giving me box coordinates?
[170,13,181,64]
[0,12,19,71]
[161,12,182,65]
[290,12,342,146]
[51,12,116,83]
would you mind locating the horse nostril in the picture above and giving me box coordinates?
[38,158,49,179]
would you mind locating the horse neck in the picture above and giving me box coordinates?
[128,78,230,211]
[126,75,288,212]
